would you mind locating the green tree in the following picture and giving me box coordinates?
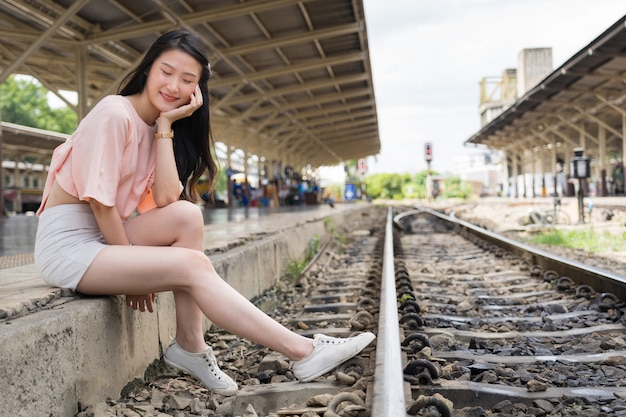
[364,173,406,199]
[442,176,473,199]
[364,170,438,200]
[1,75,77,134]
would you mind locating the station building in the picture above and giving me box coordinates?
[465,15,626,200]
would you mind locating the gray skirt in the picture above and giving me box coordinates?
[34,204,107,290]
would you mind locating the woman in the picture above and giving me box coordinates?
[34,30,374,397]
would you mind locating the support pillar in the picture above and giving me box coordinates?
[226,147,233,207]
[76,44,89,120]
[623,114,626,170]
[540,150,547,197]
[579,126,588,196]
[521,151,528,198]
[243,153,250,207]
[529,150,537,198]
[551,142,557,196]
[501,150,509,197]
[512,152,519,198]
[13,157,22,213]
[622,113,626,196]
[566,143,575,197]
[256,137,263,189]
[598,125,607,196]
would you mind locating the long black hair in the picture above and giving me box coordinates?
[118,30,217,201]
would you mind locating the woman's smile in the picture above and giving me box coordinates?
[160,91,178,103]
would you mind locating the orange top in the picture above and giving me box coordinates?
[37,95,157,220]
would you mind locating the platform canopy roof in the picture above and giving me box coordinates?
[466,15,626,157]
[0,0,380,168]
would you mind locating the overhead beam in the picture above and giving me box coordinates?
[209,52,366,88]
[219,73,368,107]
[222,23,360,57]
[0,0,89,83]
[85,0,312,44]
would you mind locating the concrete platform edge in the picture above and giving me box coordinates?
[0,204,374,417]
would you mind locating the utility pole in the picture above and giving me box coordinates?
[425,142,433,200]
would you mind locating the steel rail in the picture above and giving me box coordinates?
[371,207,407,416]
[397,207,626,301]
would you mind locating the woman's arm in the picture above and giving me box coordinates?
[89,199,131,245]
[152,116,181,207]
[152,84,204,207]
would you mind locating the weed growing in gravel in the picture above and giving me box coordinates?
[284,235,321,281]
[526,227,626,254]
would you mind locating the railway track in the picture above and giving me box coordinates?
[81,205,626,417]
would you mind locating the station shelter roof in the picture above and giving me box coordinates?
[1,121,67,159]
[466,15,626,160]
[0,0,380,169]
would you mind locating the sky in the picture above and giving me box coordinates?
[355,0,626,177]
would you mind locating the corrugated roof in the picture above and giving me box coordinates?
[466,15,626,155]
[0,0,380,167]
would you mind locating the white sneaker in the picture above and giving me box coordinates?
[291,332,376,382]
[164,341,238,396]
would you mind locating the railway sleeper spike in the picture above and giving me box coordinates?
[598,292,626,312]
[396,274,412,283]
[360,288,377,298]
[399,312,424,329]
[399,299,421,314]
[396,273,410,282]
[323,392,366,417]
[404,359,441,386]
[556,276,575,291]
[366,273,378,281]
[404,371,433,385]
[395,267,409,275]
[575,284,595,299]
[401,333,431,354]
[396,269,410,278]
[369,264,382,274]
[335,371,357,385]
[543,270,559,282]
[519,259,532,271]
[395,259,407,267]
[356,297,376,312]
[336,357,366,380]
[407,394,453,417]
[349,310,375,330]
[530,265,543,278]
[364,280,379,289]
[335,358,365,386]
[396,277,413,288]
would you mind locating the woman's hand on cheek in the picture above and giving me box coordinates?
[160,84,203,124]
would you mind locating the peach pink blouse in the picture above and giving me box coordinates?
[37,95,156,220]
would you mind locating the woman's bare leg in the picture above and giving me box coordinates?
[126,201,205,353]
[76,201,313,360]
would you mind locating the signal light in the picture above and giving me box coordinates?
[425,142,433,162]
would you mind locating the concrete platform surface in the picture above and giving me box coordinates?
[0,202,374,417]
[0,204,346,320]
